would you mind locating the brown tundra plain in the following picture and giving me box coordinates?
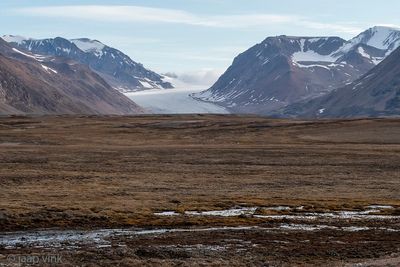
[0,115,400,266]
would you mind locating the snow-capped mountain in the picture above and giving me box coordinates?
[340,26,400,55]
[0,37,143,115]
[194,26,400,114]
[2,35,173,92]
[279,45,400,118]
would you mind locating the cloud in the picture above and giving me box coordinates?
[15,5,361,33]
[300,21,362,34]
[373,23,400,29]
[174,54,233,62]
[165,69,224,87]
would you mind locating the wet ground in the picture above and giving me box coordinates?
[1,205,400,266]
[1,225,400,266]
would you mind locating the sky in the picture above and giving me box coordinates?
[1,0,400,84]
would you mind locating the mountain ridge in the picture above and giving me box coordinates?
[2,35,173,93]
[194,26,400,114]
[0,38,143,115]
[278,45,400,118]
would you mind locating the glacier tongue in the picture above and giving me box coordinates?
[126,88,229,114]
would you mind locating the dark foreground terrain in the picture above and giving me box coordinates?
[0,115,400,266]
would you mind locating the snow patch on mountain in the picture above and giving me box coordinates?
[357,47,369,58]
[362,26,400,50]
[292,38,339,63]
[138,80,154,89]
[12,48,47,62]
[71,38,105,53]
[293,27,400,66]
[292,50,337,63]
[294,62,331,70]
[336,26,400,56]
[41,64,58,74]
[2,35,30,45]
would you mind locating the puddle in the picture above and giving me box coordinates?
[278,224,380,232]
[154,207,258,217]
[154,205,397,221]
[154,211,180,216]
[186,207,257,217]
[0,227,256,249]
[254,209,399,221]
[279,224,337,231]
[1,204,398,251]
[265,206,292,211]
[159,244,227,252]
[1,224,398,250]
[366,205,394,210]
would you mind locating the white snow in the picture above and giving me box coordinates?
[352,81,363,90]
[294,62,331,70]
[126,88,229,114]
[291,38,339,64]
[12,48,47,62]
[328,63,344,67]
[278,224,397,232]
[0,227,258,249]
[41,64,58,74]
[153,205,399,221]
[12,48,36,58]
[2,35,29,44]
[255,210,399,221]
[71,39,105,54]
[154,211,180,216]
[364,26,400,50]
[279,224,337,231]
[356,47,385,64]
[292,50,337,63]
[138,80,155,89]
[265,206,291,211]
[262,58,270,65]
[357,47,370,58]
[366,205,394,210]
[335,26,400,61]
[371,57,384,65]
[186,207,257,217]
[2,221,399,250]
[62,47,71,54]
[11,48,57,74]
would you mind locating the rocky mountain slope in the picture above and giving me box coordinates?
[194,26,400,114]
[279,45,400,118]
[0,38,143,115]
[2,36,173,92]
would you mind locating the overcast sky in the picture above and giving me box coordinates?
[2,0,400,81]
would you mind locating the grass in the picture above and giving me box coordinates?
[0,115,400,231]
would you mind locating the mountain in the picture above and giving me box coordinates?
[2,35,173,93]
[278,45,400,118]
[194,26,400,114]
[0,38,143,115]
